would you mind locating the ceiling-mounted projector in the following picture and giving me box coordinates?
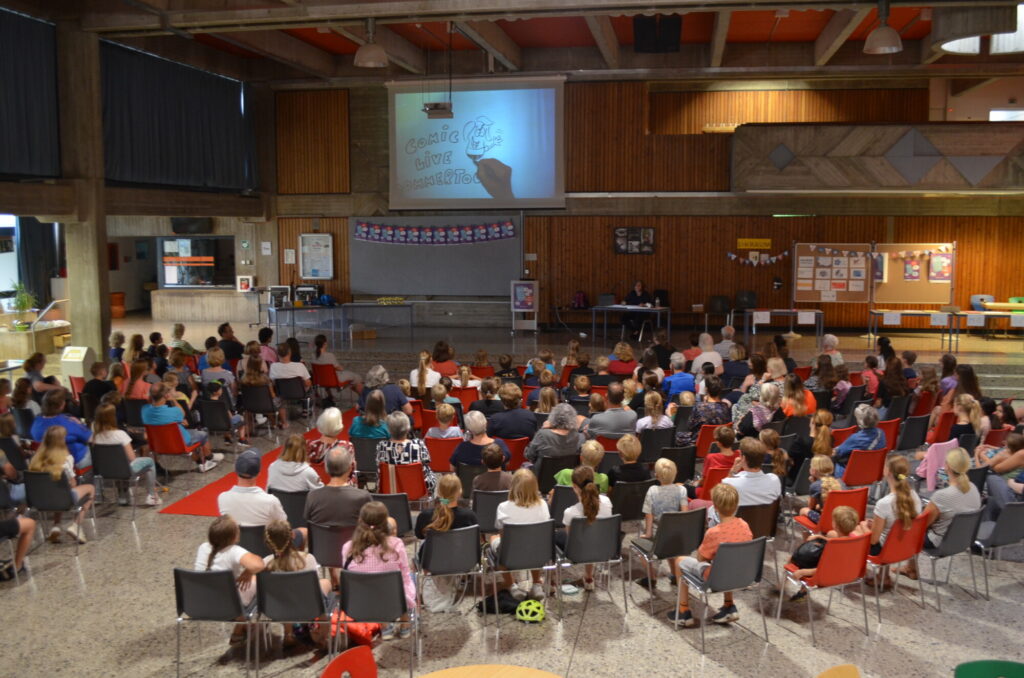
[422,101,453,119]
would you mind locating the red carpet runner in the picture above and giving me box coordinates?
[159,408,356,517]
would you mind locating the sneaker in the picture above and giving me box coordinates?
[509,587,527,602]
[0,562,24,582]
[48,526,62,543]
[211,453,225,462]
[529,583,546,600]
[196,460,218,473]
[711,605,739,624]
[583,579,595,592]
[255,414,268,425]
[635,577,656,589]
[397,625,412,640]
[380,624,395,640]
[65,523,87,544]
[789,589,808,603]
[666,609,696,627]
[145,494,163,507]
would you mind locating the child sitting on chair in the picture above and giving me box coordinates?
[759,429,789,482]
[635,458,690,589]
[473,443,513,492]
[785,505,861,601]
[553,440,609,494]
[607,434,651,489]
[425,403,464,440]
[496,354,519,382]
[798,455,843,525]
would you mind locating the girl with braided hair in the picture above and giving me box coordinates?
[862,455,921,587]
[558,466,613,591]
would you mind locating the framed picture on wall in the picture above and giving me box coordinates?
[613,227,654,255]
[236,275,254,292]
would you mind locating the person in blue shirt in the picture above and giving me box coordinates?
[662,353,696,398]
[141,382,220,472]
[30,390,92,474]
[833,403,887,477]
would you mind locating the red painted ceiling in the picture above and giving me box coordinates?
[284,27,359,54]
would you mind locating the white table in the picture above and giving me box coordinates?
[741,308,824,350]
[590,304,671,346]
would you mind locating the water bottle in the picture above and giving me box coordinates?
[655,296,661,308]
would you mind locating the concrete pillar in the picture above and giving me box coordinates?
[56,23,110,359]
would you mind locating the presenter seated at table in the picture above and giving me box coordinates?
[622,280,654,337]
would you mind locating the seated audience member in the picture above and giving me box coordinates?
[450,410,510,469]
[636,391,674,433]
[31,390,93,475]
[913,448,981,567]
[784,505,861,594]
[861,355,882,398]
[587,382,637,440]
[165,372,196,412]
[628,374,659,411]
[268,342,312,390]
[831,363,852,410]
[349,390,391,439]
[798,454,844,525]
[486,383,538,440]
[200,347,236,394]
[218,450,305,547]
[126,360,157,401]
[108,330,126,362]
[723,347,752,388]
[977,432,1024,523]
[688,333,724,376]
[473,443,514,492]
[834,404,887,477]
[284,337,304,365]
[677,376,731,447]
[308,407,355,465]
[607,434,651,488]
[760,429,789,483]
[342,502,417,639]
[682,333,702,363]
[22,353,64,399]
[469,378,505,416]
[426,403,464,439]
[706,438,781,521]
[817,333,845,367]
[662,353,696,398]
[359,365,412,416]
[431,340,458,377]
[569,353,594,380]
[12,377,41,416]
[165,350,195,395]
[168,323,198,356]
[240,354,288,428]
[524,349,555,377]
[713,326,736,357]
[425,382,457,410]
[553,439,609,494]
[633,348,665,383]
[146,331,164,359]
[560,340,580,370]
[608,342,639,376]
[525,403,581,465]
[781,373,816,418]
[668,483,752,627]
[495,354,520,382]
[523,359,545,388]
[702,425,738,474]
[876,358,910,415]
[197,337,218,372]
[267,433,324,493]
[558,466,613,591]
[526,370,556,407]
[310,333,360,391]
[650,329,677,372]
[141,382,219,471]
[804,354,835,392]
[194,515,265,619]
[123,335,149,368]
[203,381,246,441]
[261,519,332,645]
[415,474,477,541]
[258,327,278,364]
[0,512,35,581]
[863,456,921,581]
[589,356,615,387]
[902,351,919,380]
[377,411,437,493]
[216,322,245,363]
[810,409,834,457]
[473,349,491,370]
[304,446,371,527]
[695,363,717,398]
[634,458,690,589]
[738,382,782,438]
[28,426,95,544]
[565,375,592,403]
[83,362,116,400]
[492,469,551,599]
[90,402,160,507]
[397,379,412,398]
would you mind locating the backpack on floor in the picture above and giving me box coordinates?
[475,588,519,615]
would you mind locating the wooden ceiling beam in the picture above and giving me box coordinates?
[331,24,426,74]
[454,20,521,71]
[584,15,620,70]
[814,8,871,66]
[710,10,731,68]
[214,29,337,78]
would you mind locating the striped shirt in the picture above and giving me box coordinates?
[927,484,981,545]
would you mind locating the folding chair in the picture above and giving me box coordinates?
[239,384,279,438]
[833,385,866,418]
[555,515,626,616]
[673,405,694,436]
[784,457,812,518]
[145,423,202,483]
[90,443,143,521]
[922,508,983,611]
[793,488,868,538]
[416,525,483,629]
[909,389,935,418]
[629,508,706,614]
[472,490,508,536]
[194,398,242,457]
[548,485,577,524]
[895,414,930,454]
[470,365,495,379]
[736,500,782,585]
[125,398,147,429]
[308,523,354,577]
[597,451,622,475]
[885,395,911,422]
[776,533,871,646]
[80,392,100,424]
[594,435,620,452]
[841,449,887,489]
[173,568,251,678]
[793,366,812,381]
[372,492,414,537]
[535,455,579,495]
[695,467,729,500]
[311,363,351,408]
[238,525,273,558]
[928,410,956,444]
[253,570,333,674]
[639,428,676,464]
[778,434,797,453]
[974,501,1024,599]
[865,513,929,622]
[831,426,857,448]
[267,489,308,528]
[611,478,657,522]
[984,425,1012,447]
[455,464,487,492]
[449,387,479,412]
[694,425,719,458]
[349,437,379,488]
[677,537,770,654]
[877,419,901,453]
[24,471,94,557]
[423,437,460,473]
[782,416,811,440]
[486,520,557,634]
[338,570,417,678]
[498,437,529,471]
[659,446,697,483]
[377,463,428,501]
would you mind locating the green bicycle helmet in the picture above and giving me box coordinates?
[515,599,545,623]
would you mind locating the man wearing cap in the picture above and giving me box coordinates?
[218,449,306,546]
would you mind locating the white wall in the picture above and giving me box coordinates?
[930,76,1024,121]
[0,252,17,292]
[107,237,157,311]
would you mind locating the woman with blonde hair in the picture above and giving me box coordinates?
[810,409,834,456]
[560,338,581,369]
[864,455,921,572]
[493,468,551,599]
[909,448,981,576]
[268,433,324,492]
[535,387,558,415]
[28,426,95,543]
[781,373,816,418]
[635,390,673,432]
[90,402,160,506]
[168,322,198,356]
[608,342,638,376]
[454,364,481,390]
[407,351,438,398]
[949,394,985,445]
[740,382,782,437]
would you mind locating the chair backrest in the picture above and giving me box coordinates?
[195,398,233,433]
[407,398,424,432]
[496,520,555,570]
[13,408,36,439]
[764,419,786,434]
[957,433,979,453]
[734,290,757,310]
[782,416,811,440]
[257,569,325,621]
[470,365,495,379]
[497,436,530,471]
[548,484,578,525]
[736,500,781,540]
[694,424,718,458]
[847,372,865,388]
[24,470,75,512]
[792,366,812,380]
[931,410,956,443]
[145,423,192,455]
[534,411,550,428]
[704,537,767,593]
[658,446,696,483]
[472,489,509,533]
[810,533,871,588]
[536,455,579,495]
[707,295,730,314]
[268,489,309,528]
[124,399,147,428]
[597,451,622,475]
[339,570,407,622]
[673,405,694,434]
[594,435,619,452]
[565,515,623,564]
[67,375,85,400]
[423,436,460,473]
[877,419,901,453]
[90,443,132,480]
[789,457,812,496]
[610,478,657,520]
[986,501,1024,548]
[449,386,479,411]
[817,488,869,534]
[456,464,487,492]
[377,463,428,500]
[836,385,866,416]
[240,384,277,415]
[80,392,100,423]
[842,448,888,487]
[639,427,676,464]
[238,524,273,557]
[557,365,575,389]
[174,568,244,620]
[651,507,706,559]
[308,522,353,569]
[320,645,378,678]
[873,512,928,565]
[886,395,911,422]
[966,466,989,496]
[0,437,26,472]
[420,524,481,575]
[370,493,413,536]
[311,362,342,389]
[931,508,983,558]
[419,407,439,432]
[984,425,1012,447]
[908,389,935,419]
[778,433,797,453]
[348,437,379,478]
[969,293,995,311]
[831,425,857,448]
[810,390,830,411]
[274,377,307,400]
[896,414,930,451]
[699,466,730,498]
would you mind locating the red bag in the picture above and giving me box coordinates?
[330,610,380,647]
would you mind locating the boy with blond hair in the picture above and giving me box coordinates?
[553,440,609,493]
[425,403,463,439]
[635,458,690,588]
[607,434,651,488]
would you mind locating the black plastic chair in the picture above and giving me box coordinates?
[91,442,141,521]
[174,568,249,678]
[372,492,413,537]
[350,438,379,487]
[896,414,930,453]
[455,464,487,493]
[556,515,626,616]
[238,524,273,558]
[80,392,100,424]
[274,377,312,426]
[923,508,983,611]
[308,522,353,572]
[737,500,782,585]
[534,411,549,428]
[24,471,91,556]
[705,295,732,331]
[957,433,980,454]
[239,385,278,437]
[0,437,27,473]
[833,384,866,418]
[778,434,797,453]
[194,398,242,456]
[267,488,308,529]
[611,478,657,522]
[535,455,579,495]
[472,490,508,535]
[967,467,989,496]
[809,390,830,412]
[12,408,34,439]
[487,520,557,632]
[548,484,577,525]
[639,428,675,465]
[659,446,696,483]
[418,525,483,625]
[673,406,694,438]
[974,502,1024,599]
[597,451,621,475]
[254,570,332,671]
[628,507,706,613]
[781,416,810,440]
[124,399,147,429]
[886,394,911,422]
[338,570,417,677]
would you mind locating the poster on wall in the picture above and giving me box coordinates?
[903,259,921,282]
[929,253,953,283]
[511,280,537,312]
[299,233,333,280]
[613,227,654,255]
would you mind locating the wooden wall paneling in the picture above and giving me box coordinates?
[277,217,350,300]
[276,90,350,195]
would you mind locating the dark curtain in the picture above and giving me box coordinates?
[15,218,58,307]
[0,9,59,178]
[101,42,256,191]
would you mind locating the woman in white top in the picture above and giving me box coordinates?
[410,350,442,398]
[267,433,324,492]
[311,334,361,391]
[194,515,265,609]
[865,455,921,587]
[688,333,724,376]
[635,391,675,433]
[559,466,613,591]
[27,426,95,544]
[493,468,551,599]
[90,403,161,506]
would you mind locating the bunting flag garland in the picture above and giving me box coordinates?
[354,220,515,245]
[811,244,952,260]
[725,250,789,266]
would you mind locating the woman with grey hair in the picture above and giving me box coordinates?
[358,365,413,417]
[375,410,436,492]
[448,410,511,470]
[815,333,845,366]
[306,406,354,464]
[688,332,724,376]
[833,403,887,477]
[525,403,582,465]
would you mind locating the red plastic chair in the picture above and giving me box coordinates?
[68,376,85,401]
[590,385,609,399]
[424,436,461,473]
[878,418,901,453]
[408,398,424,433]
[694,424,719,458]
[910,389,935,417]
[145,423,201,480]
[695,466,729,500]
[184,354,200,375]
[312,362,350,390]
[449,387,479,411]
[841,448,888,488]
[499,437,529,470]
[777,533,872,644]
[984,425,1013,447]
[793,366,812,381]
[594,435,620,452]
[926,410,956,444]
[558,365,576,389]
[794,487,868,536]
[520,386,538,408]
[470,365,495,379]
[848,372,864,387]
[831,425,857,448]
[420,407,439,432]
[515,365,527,378]
[320,645,377,678]
[377,462,428,500]
[866,512,929,621]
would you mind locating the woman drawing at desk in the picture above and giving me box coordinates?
[622,280,654,338]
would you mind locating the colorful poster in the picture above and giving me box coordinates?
[850,267,866,280]
[929,253,953,283]
[512,281,537,311]
[831,280,848,291]
[352,220,517,245]
[904,258,921,282]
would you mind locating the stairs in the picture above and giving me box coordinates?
[977,364,1024,402]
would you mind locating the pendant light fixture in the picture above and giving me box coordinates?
[864,0,903,54]
[354,18,388,68]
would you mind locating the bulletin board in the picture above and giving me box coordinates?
[299,233,333,280]
[872,242,955,305]
[793,243,873,304]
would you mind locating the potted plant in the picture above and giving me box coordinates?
[10,281,36,331]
